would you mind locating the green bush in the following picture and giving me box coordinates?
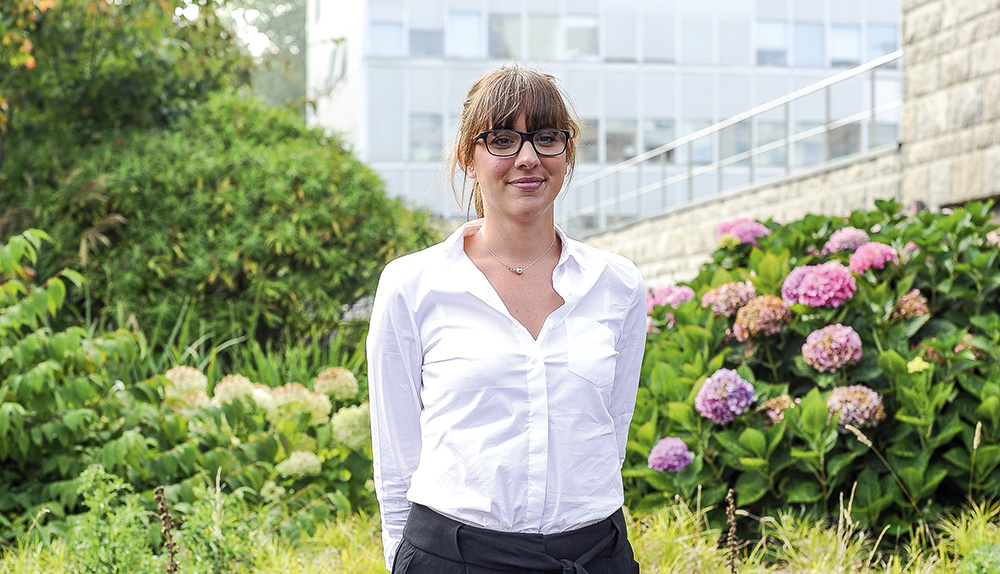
[627,200,1000,535]
[0,91,438,344]
[0,230,375,546]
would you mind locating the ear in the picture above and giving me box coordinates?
[467,164,477,180]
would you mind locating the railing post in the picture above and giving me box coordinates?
[824,86,832,161]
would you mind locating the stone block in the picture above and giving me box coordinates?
[949,81,984,128]
[941,47,971,86]
[952,153,983,200]
[971,37,1000,76]
[905,3,943,44]
[985,74,1000,121]
[983,146,1000,196]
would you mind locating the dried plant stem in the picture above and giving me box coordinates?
[155,485,180,574]
[844,424,936,550]
[969,421,982,501]
[725,488,739,574]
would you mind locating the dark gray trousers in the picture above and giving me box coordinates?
[392,503,640,574]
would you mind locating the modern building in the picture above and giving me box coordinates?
[305,0,901,221]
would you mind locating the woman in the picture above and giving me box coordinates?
[367,63,646,573]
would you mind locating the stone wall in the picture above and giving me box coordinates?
[585,0,1000,288]
[900,0,1000,209]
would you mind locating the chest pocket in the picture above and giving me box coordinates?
[566,317,618,387]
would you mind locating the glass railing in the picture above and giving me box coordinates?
[557,50,903,238]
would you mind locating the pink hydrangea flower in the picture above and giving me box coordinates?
[986,230,999,246]
[647,285,695,313]
[802,324,863,373]
[891,289,930,320]
[827,385,886,429]
[648,437,694,472]
[821,227,869,255]
[695,368,755,424]
[701,280,756,317]
[781,261,856,308]
[758,395,800,426]
[849,242,899,274]
[716,217,771,246]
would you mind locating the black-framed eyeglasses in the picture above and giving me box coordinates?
[475,129,570,157]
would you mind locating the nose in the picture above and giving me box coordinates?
[514,136,540,168]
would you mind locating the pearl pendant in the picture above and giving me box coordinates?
[515,267,524,274]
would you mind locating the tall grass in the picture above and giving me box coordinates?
[4,500,998,573]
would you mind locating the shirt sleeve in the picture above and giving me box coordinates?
[610,271,647,466]
[366,262,424,571]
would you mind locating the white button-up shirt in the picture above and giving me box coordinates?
[367,221,647,569]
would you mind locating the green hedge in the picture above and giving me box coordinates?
[0,92,438,343]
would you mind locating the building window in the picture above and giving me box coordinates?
[829,122,861,159]
[792,121,824,168]
[830,24,860,67]
[410,29,444,57]
[720,120,750,163]
[606,119,637,163]
[410,114,443,162]
[677,119,713,165]
[528,15,559,60]
[565,15,599,61]
[370,21,404,58]
[449,11,483,59]
[643,118,675,158]
[578,118,600,163]
[605,14,636,62]
[643,16,674,63]
[756,20,786,66]
[868,24,898,61]
[754,120,786,168]
[718,21,751,65]
[489,14,521,59]
[314,0,321,22]
[681,20,713,65]
[793,21,824,67]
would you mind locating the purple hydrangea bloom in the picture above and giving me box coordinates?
[821,227,870,255]
[802,324,863,373]
[716,217,771,246]
[781,262,857,308]
[647,285,696,313]
[849,242,899,274]
[695,368,755,424]
[701,280,756,317]
[648,437,694,472]
[827,385,886,429]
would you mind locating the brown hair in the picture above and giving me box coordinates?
[450,63,580,219]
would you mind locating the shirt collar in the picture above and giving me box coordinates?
[443,219,583,271]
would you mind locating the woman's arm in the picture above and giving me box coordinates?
[367,262,424,570]
[609,275,647,466]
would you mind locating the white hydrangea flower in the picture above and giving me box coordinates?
[267,382,332,426]
[331,403,371,452]
[275,451,323,479]
[313,367,359,401]
[163,365,207,399]
[211,374,256,405]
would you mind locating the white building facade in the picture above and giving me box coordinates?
[306,0,900,220]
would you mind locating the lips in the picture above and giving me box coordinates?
[508,177,544,191]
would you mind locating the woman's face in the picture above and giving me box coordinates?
[467,114,569,223]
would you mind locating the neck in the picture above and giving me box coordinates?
[478,219,556,260]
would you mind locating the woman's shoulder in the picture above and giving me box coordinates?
[565,236,644,286]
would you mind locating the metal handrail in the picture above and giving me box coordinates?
[559,50,903,237]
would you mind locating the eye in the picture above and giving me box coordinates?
[488,131,518,148]
[534,132,558,145]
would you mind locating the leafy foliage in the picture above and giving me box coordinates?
[628,200,1000,536]
[1,0,248,135]
[0,230,376,546]
[0,91,438,343]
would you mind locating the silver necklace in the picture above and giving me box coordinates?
[478,228,556,275]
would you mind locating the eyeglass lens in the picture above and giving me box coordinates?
[483,130,567,156]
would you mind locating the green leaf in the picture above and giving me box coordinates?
[738,428,767,458]
[784,480,823,503]
[735,471,769,505]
